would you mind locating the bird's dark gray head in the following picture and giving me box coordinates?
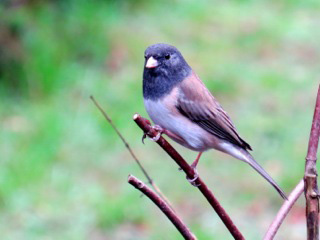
[143,43,192,100]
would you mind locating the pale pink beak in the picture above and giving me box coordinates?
[145,57,158,68]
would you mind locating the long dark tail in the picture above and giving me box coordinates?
[242,151,287,200]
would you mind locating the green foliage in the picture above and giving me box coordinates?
[0,0,318,239]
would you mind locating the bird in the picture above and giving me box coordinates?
[142,43,287,200]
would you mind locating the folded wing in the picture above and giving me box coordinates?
[176,73,252,151]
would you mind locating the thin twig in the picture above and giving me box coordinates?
[304,84,320,240]
[128,175,197,240]
[264,179,304,240]
[133,113,245,240]
[90,96,173,210]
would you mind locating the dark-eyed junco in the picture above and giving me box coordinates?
[142,43,286,199]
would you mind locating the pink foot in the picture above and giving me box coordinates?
[149,125,164,142]
[187,168,201,187]
[142,125,165,144]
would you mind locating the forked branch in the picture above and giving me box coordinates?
[133,113,245,240]
[264,84,320,240]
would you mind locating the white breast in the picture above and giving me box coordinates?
[144,98,211,151]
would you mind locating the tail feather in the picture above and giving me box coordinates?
[219,142,287,200]
[244,151,287,200]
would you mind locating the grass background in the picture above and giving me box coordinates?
[0,0,319,239]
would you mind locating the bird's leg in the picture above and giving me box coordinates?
[187,152,203,187]
[191,152,203,169]
[178,152,203,170]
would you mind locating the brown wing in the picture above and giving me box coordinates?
[176,73,252,151]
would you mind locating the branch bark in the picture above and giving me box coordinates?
[128,175,197,240]
[264,179,304,240]
[304,84,320,240]
[133,113,245,240]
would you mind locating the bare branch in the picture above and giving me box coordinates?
[90,96,173,210]
[133,113,245,240]
[264,179,304,240]
[128,175,197,240]
[304,84,320,240]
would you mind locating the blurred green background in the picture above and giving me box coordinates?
[0,0,319,239]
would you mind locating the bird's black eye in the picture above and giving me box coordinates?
[165,54,170,60]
